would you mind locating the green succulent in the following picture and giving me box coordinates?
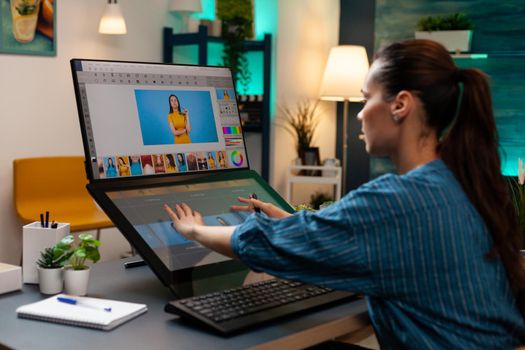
[417,13,474,32]
[36,238,74,269]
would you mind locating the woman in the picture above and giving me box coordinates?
[154,154,165,173]
[217,150,226,168]
[129,155,142,176]
[167,94,191,144]
[165,154,177,173]
[117,157,130,176]
[105,157,117,177]
[207,152,216,169]
[165,40,525,348]
[176,153,187,172]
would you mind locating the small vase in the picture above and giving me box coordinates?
[37,267,63,295]
[64,267,90,296]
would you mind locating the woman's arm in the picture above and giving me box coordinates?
[231,196,292,219]
[168,119,177,136]
[169,116,188,136]
[184,109,191,133]
[164,203,235,257]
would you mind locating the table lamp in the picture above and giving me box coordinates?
[169,0,203,33]
[98,0,127,35]
[319,45,369,194]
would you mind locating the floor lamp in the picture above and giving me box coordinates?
[319,45,369,194]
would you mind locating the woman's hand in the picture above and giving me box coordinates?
[230,196,292,219]
[164,203,204,240]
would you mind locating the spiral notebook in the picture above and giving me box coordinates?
[16,294,147,330]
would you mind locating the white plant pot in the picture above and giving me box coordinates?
[64,267,90,296]
[415,30,473,53]
[37,267,63,295]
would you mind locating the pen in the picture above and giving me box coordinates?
[250,193,261,213]
[45,211,49,228]
[57,296,112,312]
[40,213,45,227]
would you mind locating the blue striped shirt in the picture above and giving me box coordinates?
[231,159,525,349]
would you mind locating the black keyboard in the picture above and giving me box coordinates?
[165,279,356,334]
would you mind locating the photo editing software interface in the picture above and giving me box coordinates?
[73,60,248,180]
[107,178,283,271]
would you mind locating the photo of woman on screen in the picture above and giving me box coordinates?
[167,94,191,144]
[117,156,131,176]
[176,153,187,172]
[105,157,117,177]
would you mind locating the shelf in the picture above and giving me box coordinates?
[162,25,272,181]
[287,165,342,203]
[165,30,267,52]
[451,53,488,59]
[452,51,525,59]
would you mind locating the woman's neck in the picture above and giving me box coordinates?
[392,132,439,174]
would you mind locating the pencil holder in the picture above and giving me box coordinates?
[22,222,70,284]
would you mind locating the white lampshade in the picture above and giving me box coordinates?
[99,0,127,35]
[169,0,202,13]
[319,45,369,102]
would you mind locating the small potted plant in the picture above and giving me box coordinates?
[63,233,101,296]
[415,13,474,53]
[36,238,73,294]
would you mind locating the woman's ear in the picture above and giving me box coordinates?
[390,90,414,122]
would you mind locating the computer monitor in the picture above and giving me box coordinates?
[71,59,248,182]
[71,59,294,297]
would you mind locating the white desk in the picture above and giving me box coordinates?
[286,165,342,204]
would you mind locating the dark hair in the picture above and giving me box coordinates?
[107,157,114,168]
[168,94,181,113]
[166,154,175,167]
[373,39,524,293]
[177,153,186,166]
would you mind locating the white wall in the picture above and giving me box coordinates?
[0,0,340,264]
[0,0,173,264]
[271,0,340,203]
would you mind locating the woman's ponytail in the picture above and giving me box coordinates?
[440,68,525,292]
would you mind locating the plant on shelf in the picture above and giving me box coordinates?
[216,0,253,94]
[310,192,334,210]
[417,13,474,32]
[509,158,525,249]
[294,203,316,212]
[415,13,474,53]
[277,98,320,162]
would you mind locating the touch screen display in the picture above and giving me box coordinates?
[107,178,285,272]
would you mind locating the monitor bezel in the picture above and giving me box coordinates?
[70,58,251,184]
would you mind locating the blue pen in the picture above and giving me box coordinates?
[57,296,112,312]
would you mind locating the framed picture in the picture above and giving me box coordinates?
[302,147,321,176]
[0,0,56,56]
